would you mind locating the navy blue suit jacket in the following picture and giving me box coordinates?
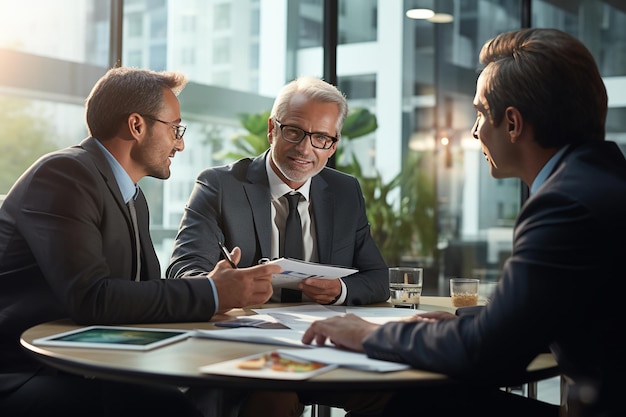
[363,141,626,415]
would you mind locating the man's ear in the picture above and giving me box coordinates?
[126,113,147,139]
[267,118,275,144]
[504,107,522,140]
[116,114,143,141]
[327,136,340,157]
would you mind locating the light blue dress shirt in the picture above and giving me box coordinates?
[529,145,569,195]
[95,139,137,203]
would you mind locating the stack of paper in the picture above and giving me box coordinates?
[196,304,419,373]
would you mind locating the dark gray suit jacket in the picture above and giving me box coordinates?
[0,137,215,392]
[363,141,626,416]
[167,151,389,306]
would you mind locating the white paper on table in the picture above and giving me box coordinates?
[345,306,426,325]
[277,347,411,373]
[195,306,425,359]
[193,327,333,348]
[253,304,342,332]
[251,304,426,330]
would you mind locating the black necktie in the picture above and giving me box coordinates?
[127,199,141,282]
[283,192,303,260]
[282,192,303,302]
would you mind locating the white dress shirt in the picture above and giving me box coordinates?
[264,155,347,304]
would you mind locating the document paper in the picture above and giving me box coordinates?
[195,304,422,372]
[265,258,357,288]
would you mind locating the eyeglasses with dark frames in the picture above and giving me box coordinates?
[142,115,186,140]
[275,120,338,150]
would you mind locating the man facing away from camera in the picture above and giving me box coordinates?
[301,28,626,417]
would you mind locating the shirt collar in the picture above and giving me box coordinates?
[95,139,138,203]
[265,152,311,201]
[530,145,570,195]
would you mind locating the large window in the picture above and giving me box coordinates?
[1,0,625,294]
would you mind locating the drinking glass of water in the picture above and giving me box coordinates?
[389,267,423,309]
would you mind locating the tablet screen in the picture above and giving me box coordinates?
[33,326,191,351]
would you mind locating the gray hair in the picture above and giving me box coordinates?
[270,76,348,134]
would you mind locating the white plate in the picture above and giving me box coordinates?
[199,351,337,380]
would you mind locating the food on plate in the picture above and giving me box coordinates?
[237,351,325,372]
[236,355,267,370]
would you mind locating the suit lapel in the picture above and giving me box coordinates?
[80,137,128,216]
[80,137,158,280]
[245,153,272,257]
[311,174,333,264]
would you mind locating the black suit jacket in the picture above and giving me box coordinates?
[363,141,626,415]
[167,151,389,305]
[0,137,215,392]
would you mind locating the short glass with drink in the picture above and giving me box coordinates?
[389,267,423,309]
[449,278,480,307]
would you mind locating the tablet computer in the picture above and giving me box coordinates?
[32,326,191,351]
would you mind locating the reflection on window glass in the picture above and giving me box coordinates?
[534,0,626,77]
[298,0,380,46]
[532,0,626,160]
[250,6,260,36]
[127,13,143,37]
[214,3,231,31]
[181,14,196,33]
[0,0,109,65]
[338,75,376,100]
[127,50,143,67]
[0,95,85,195]
[148,0,165,8]
[212,70,231,86]
[150,8,167,39]
[249,42,260,70]
[212,39,231,65]
[339,0,377,44]
[181,48,195,65]
[149,45,167,71]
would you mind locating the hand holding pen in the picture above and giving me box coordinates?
[211,243,282,311]
[218,241,238,269]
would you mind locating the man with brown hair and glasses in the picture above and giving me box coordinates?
[0,67,280,417]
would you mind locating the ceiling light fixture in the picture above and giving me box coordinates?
[406,8,435,20]
[428,13,454,23]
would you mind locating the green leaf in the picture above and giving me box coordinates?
[341,108,378,140]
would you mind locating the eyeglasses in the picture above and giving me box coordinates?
[275,120,338,150]
[143,115,186,140]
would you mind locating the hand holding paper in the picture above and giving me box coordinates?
[265,258,357,288]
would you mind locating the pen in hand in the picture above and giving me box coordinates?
[218,241,237,269]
